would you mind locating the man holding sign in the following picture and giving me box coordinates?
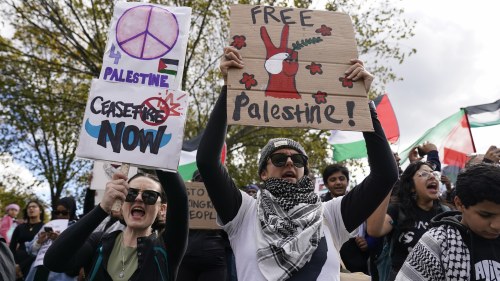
[197,44,397,280]
[196,6,398,281]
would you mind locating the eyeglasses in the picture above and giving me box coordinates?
[125,188,161,205]
[417,171,441,179]
[54,210,69,216]
[269,153,307,168]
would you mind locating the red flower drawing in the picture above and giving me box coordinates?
[239,73,258,90]
[339,75,353,88]
[230,35,247,50]
[315,25,333,36]
[313,91,328,104]
[305,62,323,75]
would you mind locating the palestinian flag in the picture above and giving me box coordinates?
[400,109,475,183]
[178,131,226,181]
[464,99,500,128]
[158,58,179,76]
[330,94,399,162]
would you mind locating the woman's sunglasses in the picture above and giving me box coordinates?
[269,153,307,168]
[54,210,69,216]
[125,188,161,205]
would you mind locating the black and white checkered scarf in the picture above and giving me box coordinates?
[256,176,323,281]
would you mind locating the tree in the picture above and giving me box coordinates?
[0,155,40,217]
[0,52,92,209]
[0,0,415,201]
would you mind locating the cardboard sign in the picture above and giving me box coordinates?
[185,182,219,229]
[314,177,328,195]
[227,5,373,131]
[100,2,191,91]
[76,79,189,171]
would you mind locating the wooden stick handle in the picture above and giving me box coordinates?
[111,163,130,212]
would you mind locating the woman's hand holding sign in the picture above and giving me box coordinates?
[101,172,128,213]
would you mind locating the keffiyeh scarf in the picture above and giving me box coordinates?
[256,176,323,281]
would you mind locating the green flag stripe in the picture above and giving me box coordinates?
[332,140,367,162]
[400,110,464,164]
[178,162,197,181]
[159,69,177,75]
[469,120,500,127]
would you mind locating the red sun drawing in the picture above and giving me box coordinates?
[116,5,179,60]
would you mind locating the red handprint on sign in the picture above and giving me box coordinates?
[260,25,300,99]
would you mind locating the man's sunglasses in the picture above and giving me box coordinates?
[269,153,307,168]
[125,188,161,205]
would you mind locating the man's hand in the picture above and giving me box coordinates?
[419,142,438,155]
[409,148,423,163]
[346,59,374,93]
[220,46,244,85]
[484,145,500,163]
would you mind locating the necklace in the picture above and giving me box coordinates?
[119,244,125,278]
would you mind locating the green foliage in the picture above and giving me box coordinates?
[0,183,37,218]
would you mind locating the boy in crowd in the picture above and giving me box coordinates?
[396,163,500,281]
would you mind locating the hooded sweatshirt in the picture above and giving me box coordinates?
[396,211,500,281]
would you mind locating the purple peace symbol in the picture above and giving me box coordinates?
[116,5,179,60]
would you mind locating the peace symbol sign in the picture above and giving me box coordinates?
[116,5,179,60]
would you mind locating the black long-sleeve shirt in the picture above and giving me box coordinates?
[196,86,399,232]
[44,171,188,281]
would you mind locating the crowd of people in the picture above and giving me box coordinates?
[0,45,499,281]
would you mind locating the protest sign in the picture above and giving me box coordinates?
[100,2,191,91]
[227,5,373,131]
[185,182,219,229]
[33,219,68,267]
[76,2,191,171]
[314,177,328,195]
[76,79,189,171]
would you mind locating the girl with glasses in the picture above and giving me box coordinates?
[370,161,451,280]
[44,171,188,281]
[195,46,399,281]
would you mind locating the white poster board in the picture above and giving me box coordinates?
[100,2,191,91]
[76,2,191,171]
[33,219,69,267]
[76,79,189,171]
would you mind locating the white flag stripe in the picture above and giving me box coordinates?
[329,130,364,144]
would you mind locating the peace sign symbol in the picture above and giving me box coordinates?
[116,5,179,60]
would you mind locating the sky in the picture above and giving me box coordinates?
[373,0,499,154]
